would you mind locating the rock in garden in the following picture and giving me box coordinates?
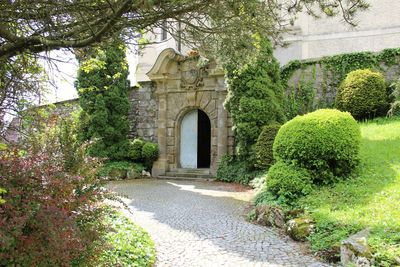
[340,229,373,267]
[141,170,151,177]
[255,205,285,228]
[127,168,141,179]
[108,168,127,180]
[286,216,314,241]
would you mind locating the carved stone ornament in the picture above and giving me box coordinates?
[180,58,206,90]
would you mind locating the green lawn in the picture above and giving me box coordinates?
[298,116,400,265]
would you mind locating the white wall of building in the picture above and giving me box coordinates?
[275,0,400,65]
[135,0,400,81]
[135,26,191,82]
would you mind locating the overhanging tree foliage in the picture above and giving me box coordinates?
[0,0,369,139]
[0,1,369,60]
[0,54,45,140]
[76,40,130,160]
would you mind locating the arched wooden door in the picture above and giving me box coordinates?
[180,109,211,168]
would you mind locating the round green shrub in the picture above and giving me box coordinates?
[335,69,387,120]
[142,142,159,170]
[254,123,281,169]
[266,161,313,202]
[129,139,145,161]
[273,109,361,183]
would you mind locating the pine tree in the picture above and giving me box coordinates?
[76,41,130,160]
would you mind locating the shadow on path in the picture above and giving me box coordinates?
[108,179,327,267]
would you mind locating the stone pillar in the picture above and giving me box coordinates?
[152,82,168,177]
[214,81,228,175]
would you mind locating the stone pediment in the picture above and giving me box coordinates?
[146,48,224,91]
[146,48,184,81]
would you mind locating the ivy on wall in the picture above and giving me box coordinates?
[281,48,400,119]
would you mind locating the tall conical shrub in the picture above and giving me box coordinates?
[76,40,130,160]
[225,36,285,168]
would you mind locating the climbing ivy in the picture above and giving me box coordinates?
[281,47,400,119]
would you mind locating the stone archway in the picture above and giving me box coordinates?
[146,48,234,177]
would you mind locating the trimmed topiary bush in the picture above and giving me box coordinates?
[142,142,159,170]
[273,109,361,183]
[129,139,145,161]
[335,69,387,120]
[254,123,281,169]
[266,161,313,203]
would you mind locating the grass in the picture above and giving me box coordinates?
[298,116,400,265]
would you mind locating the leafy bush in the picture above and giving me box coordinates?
[254,123,281,169]
[95,210,156,267]
[254,188,279,207]
[216,155,261,184]
[57,110,83,173]
[273,109,361,183]
[225,36,285,167]
[19,105,84,174]
[335,69,387,120]
[0,148,109,266]
[266,161,313,203]
[142,142,159,170]
[98,161,145,180]
[129,138,145,161]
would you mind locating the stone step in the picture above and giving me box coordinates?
[156,175,215,182]
[164,172,214,179]
[175,168,210,175]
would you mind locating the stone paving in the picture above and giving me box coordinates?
[108,179,330,267]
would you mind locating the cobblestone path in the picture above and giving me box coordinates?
[109,179,329,267]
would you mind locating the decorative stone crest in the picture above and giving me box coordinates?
[180,57,207,90]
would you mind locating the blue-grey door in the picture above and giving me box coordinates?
[180,110,198,168]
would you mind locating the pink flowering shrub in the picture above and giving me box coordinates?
[0,148,108,266]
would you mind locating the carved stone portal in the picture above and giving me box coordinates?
[146,48,234,177]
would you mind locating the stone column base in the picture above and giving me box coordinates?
[152,159,168,177]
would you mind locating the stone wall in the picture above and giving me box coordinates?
[128,81,158,142]
[3,99,80,144]
[284,49,400,115]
